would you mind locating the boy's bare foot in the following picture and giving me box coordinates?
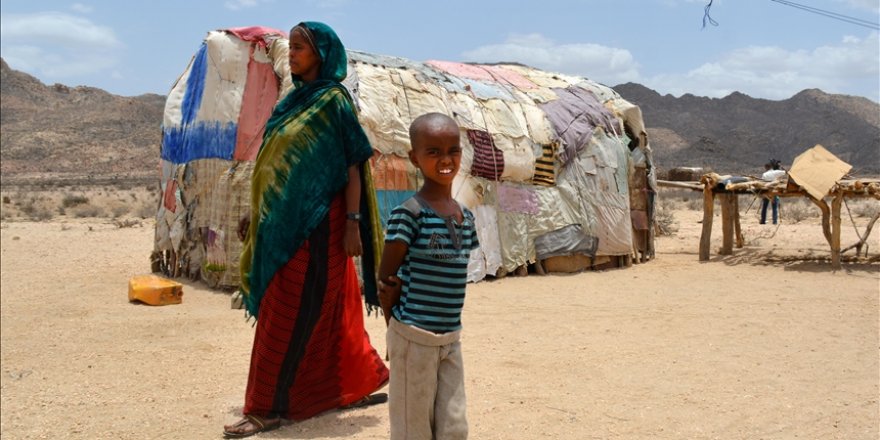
[222,414,281,438]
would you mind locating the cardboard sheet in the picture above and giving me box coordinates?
[788,145,852,199]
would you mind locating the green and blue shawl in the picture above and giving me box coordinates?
[239,21,382,319]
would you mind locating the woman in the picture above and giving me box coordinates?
[223,22,389,438]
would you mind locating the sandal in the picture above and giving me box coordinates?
[340,392,388,410]
[223,414,281,439]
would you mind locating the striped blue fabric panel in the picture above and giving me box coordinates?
[182,43,208,125]
[161,42,238,164]
[161,121,238,163]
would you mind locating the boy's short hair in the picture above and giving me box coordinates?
[409,113,458,149]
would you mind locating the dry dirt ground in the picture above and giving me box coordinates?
[1,206,878,439]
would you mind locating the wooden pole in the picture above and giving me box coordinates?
[656,180,703,191]
[733,195,744,248]
[808,195,832,246]
[831,192,843,270]
[631,235,641,265]
[647,191,656,261]
[720,193,734,255]
[699,186,715,261]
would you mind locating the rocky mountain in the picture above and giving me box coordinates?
[1,58,877,185]
[0,57,164,183]
[612,83,880,175]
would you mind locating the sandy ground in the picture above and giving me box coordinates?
[1,208,878,440]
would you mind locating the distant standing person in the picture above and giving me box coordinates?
[378,113,480,440]
[224,21,388,439]
[760,159,786,225]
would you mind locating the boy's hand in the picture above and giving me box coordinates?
[378,275,401,326]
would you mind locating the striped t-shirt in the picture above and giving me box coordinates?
[385,197,480,333]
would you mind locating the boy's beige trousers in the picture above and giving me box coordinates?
[387,318,468,440]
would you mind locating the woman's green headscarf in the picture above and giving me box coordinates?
[266,21,349,134]
[290,21,347,83]
[240,21,382,319]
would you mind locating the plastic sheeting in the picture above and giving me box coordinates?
[467,204,502,282]
[556,130,634,255]
[541,86,621,166]
[534,224,599,260]
[489,182,580,271]
[353,63,412,156]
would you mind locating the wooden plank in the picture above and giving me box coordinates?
[831,192,843,270]
[656,180,703,191]
[720,193,734,255]
[699,187,715,261]
[733,196,744,248]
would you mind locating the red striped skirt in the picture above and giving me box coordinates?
[243,194,389,420]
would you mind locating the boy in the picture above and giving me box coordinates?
[378,112,479,439]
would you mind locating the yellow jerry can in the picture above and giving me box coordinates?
[128,275,183,306]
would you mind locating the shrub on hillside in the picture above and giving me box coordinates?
[136,199,157,219]
[110,204,130,218]
[72,203,104,218]
[655,199,679,236]
[62,194,89,208]
[29,206,54,221]
[114,218,142,228]
[850,199,880,218]
[780,199,818,224]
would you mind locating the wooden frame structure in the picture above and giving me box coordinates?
[658,174,880,269]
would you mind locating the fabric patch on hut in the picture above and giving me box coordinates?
[534,224,599,259]
[531,143,557,186]
[497,185,539,215]
[467,129,505,181]
[370,153,414,191]
[233,46,280,161]
[541,86,619,166]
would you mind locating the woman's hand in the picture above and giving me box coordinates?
[343,221,362,256]
[237,212,250,242]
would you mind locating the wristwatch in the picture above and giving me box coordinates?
[346,212,362,221]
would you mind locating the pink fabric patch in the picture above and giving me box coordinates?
[426,60,536,89]
[233,46,280,161]
[370,153,413,191]
[226,26,285,46]
[497,185,539,215]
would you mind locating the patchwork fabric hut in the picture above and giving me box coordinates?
[152,26,658,288]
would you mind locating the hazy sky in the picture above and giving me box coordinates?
[1,0,878,102]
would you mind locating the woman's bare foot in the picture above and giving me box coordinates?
[222,414,281,438]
